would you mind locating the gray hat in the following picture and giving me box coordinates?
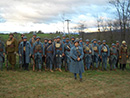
[33,33,37,36]
[80,38,82,40]
[23,36,27,39]
[36,36,40,39]
[93,39,97,41]
[112,43,115,46]
[44,38,48,40]
[86,39,90,42]
[56,36,61,39]
[98,40,101,43]
[66,38,69,40]
[48,39,52,41]
[116,41,119,43]
[103,40,106,43]
[74,39,79,43]
[62,35,66,37]
[71,36,75,39]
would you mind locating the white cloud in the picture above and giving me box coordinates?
[0,0,110,33]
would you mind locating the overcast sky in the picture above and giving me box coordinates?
[0,0,114,33]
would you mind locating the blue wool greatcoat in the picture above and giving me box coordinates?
[0,40,5,62]
[64,42,71,63]
[83,44,94,64]
[69,46,84,74]
[19,41,31,64]
[110,47,117,65]
[46,43,55,65]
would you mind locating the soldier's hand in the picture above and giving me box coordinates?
[77,57,80,61]
[29,54,32,57]
[32,55,34,58]
[126,55,128,58]
[14,52,17,54]
[62,53,65,56]
[19,54,22,57]
[119,56,121,59]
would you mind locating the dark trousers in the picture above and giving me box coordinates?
[121,64,126,71]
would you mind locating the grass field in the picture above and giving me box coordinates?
[0,65,130,98]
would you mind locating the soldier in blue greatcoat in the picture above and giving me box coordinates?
[110,43,117,71]
[32,36,44,72]
[53,36,64,72]
[64,38,71,71]
[83,39,94,70]
[19,36,31,70]
[45,39,55,72]
[99,40,110,70]
[70,39,84,82]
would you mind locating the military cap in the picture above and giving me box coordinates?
[44,38,48,40]
[98,40,101,43]
[9,33,14,36]
[122,41,126,44]
[66,38,69,40]
[21,34,25,36]
[86,39,90,42]
[62,35,66,37]
[48,39,52,41]
[56,36,61,39]
[102,40,106,43]
[80,38,82,40]
[71,36,75,39]
[23,36,27,39]
[33,33,37,36]
[93,39,97,41]
[36,36,40,39]
[74,39,79,43]
[112,43,115,46]
[116,41,119,43]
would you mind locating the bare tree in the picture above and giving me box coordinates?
[109,0,130,40]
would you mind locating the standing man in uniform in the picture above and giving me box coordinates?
[92,39,99,70]
[19,36,31,71]
[110,43,117,71]
[43,38,48,70]
[83,39,94,70]
[116,41,120,69]
[18,34,25,46]
[62,35,66,44]
[0,38,5,71]
[32,36,44,72]
[98,40,102,68]
[99,40,110,71]
[54,36,64,72]
[70,39,84,82]
[6,33,18,70]
[119,41,128,71]
[29,33,37,69]
[64,38,71,71]
[45,39,55,72]
[70,36,75,48]
[79,38,84,47]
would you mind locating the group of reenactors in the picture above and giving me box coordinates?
[0,33,129,81]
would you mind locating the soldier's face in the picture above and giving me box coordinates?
[75,42,79,47]
[48,40,52,43]
[63,37,65,39]
[57,38,60,42]
[86,42,89,44]
[21,35,24,38]
[9,35,13,39]
[72,38,75,41]
[33,35,36,38]
[44,40,48,43]
[37,38,40,41]
[116,43,119,45]
[98,42,101,45]
[23,39,27,42]
[80,40,82,42]
[94,41,96,43]
[103,42,106,45]
[113,45,115,48]
[66,40,69,42]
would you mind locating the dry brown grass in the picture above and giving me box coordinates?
[0,67,130,98]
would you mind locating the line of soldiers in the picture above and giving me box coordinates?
[0,33,129,74]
